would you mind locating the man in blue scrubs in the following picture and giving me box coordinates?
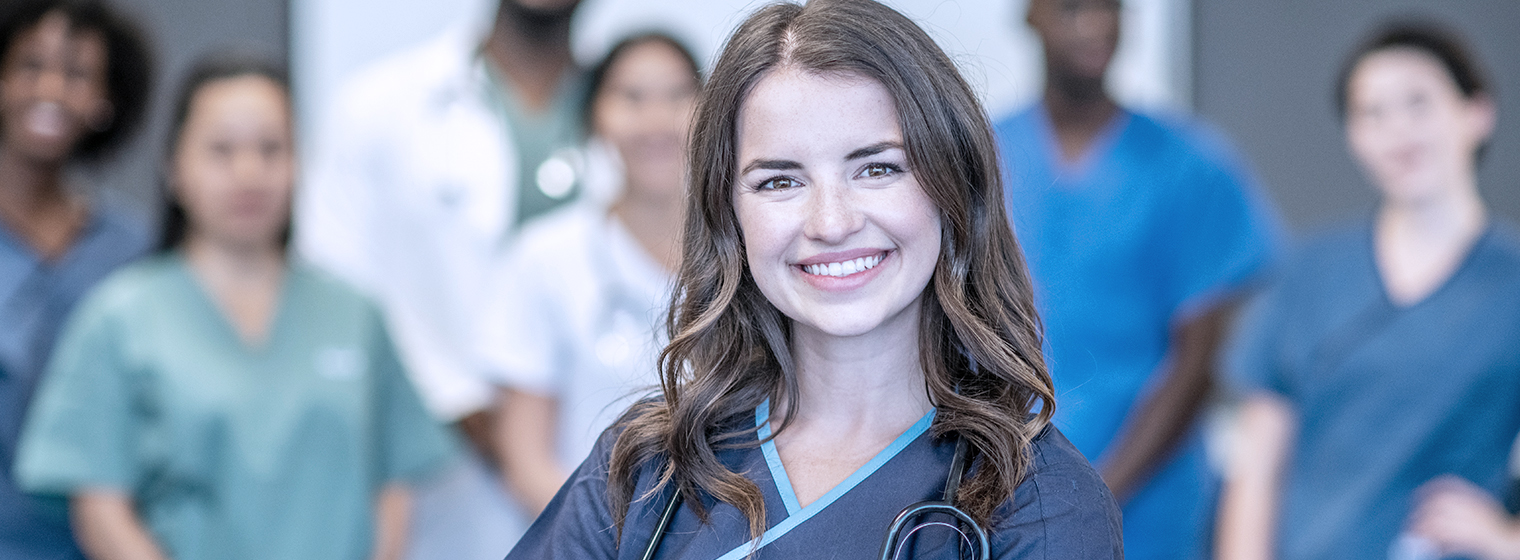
[993,0,1281,558]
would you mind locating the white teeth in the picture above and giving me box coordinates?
[802,253,884,277]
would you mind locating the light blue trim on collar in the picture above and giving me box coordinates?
[715,402,937,560]
[757,399,803,516]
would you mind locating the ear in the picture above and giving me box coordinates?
[1467,93,1497,145]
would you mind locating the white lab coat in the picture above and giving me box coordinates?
[298,27,513,422]
[296,27,530,560]
[478,204,673,470]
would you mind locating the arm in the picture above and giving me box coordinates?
[1215,393,1295,560]
[1408,476,1520,560]
[1098,300,1237,501]
[371,484,413,560]
[494,387,569,516]
[70,490,169,560]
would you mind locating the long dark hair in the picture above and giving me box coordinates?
[0,0,153,160]
[608,0,1054,541]
[157,50,290,252]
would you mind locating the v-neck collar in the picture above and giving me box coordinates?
[170,253,297,357]
[731,399,935,560]
[1033,101,1131,185]
[1365,220,1495,312]
[0,209,111,308]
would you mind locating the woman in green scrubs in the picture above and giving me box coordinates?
[14,51,454,560]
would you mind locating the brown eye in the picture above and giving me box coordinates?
[758,176,800,190]
[858,162,902,179]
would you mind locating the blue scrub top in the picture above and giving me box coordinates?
[507,402,1123,560]
[1225,220,1520,560]
[993,104,1281,560]
[0,209,149,560]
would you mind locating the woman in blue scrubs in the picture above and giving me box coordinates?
[0,2,152,558]
[506,1,1122,558]
[1216,21,1520,560]
[15,52,452,560]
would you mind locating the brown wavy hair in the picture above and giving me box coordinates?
[608,0,1054,542]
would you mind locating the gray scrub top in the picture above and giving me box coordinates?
[15,254,455,560]
[1226,220,1520,560]
[1,209,148,560]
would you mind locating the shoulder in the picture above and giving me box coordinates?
[82,255,181,313]
[1277,222,1368,280]
[86,205,154,260]
[991,105,1042,144]
[512,204,603,262]
[290,259,388,322]
[992,426,1123,559]
[1125,110,1257,180]
[328,28,476,122]
[1484,219,1520,265]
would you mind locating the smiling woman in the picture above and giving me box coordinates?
[505,1,1123,559]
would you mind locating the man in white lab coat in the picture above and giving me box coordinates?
[297,0,586,558]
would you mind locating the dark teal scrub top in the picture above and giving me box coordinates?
[507,401,1123,559]
[1225,220,1520,560]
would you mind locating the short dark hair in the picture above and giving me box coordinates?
[1335,18,1491,119]
[0,0,154,160]
[580,31,702,135]
[158,50,290,252]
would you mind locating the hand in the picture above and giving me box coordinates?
[1407,475,1520,560]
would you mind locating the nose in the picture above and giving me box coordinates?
[34,67,69,101]
[231,148,265,185]
[802,176,866,244]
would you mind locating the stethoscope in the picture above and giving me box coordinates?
[638,431,990,560]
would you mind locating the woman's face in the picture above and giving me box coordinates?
[1345,48,1494,205]
[172,75,294,251]
[593,40,696,199]
[733,68,941,341]
[0,12,110,164]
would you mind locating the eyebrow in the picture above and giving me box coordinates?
[739,141,905,175]
[845,141,903,161]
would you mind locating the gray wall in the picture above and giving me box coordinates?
[1193,0,1520,234]
[83,0,287,225]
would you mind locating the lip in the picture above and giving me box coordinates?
[793,248,892,292]
[795,247,890,266]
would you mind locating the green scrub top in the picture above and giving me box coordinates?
[15,254,455,560]
[477,57,587,229]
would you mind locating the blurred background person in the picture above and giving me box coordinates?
[294,0,589,557]
[14,51,452,560]
[0,1,152,558]
[1216,19,1520,560]
[993,0,1281,558]
[478,31,697,518]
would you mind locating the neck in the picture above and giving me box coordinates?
[182,235,285,286]
[0,146,68,215]
[610,188,683,272]
[785,307,932,432]
[1377,178,1488,248]
[1041,72,1118,163]
[481,5,575,113]
[1043,71,1116,126]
